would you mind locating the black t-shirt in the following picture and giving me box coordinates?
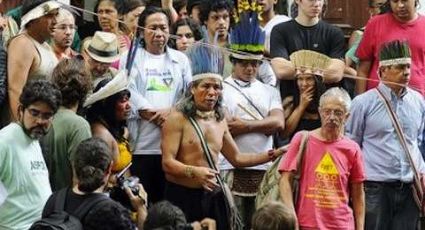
[270,19,346,99]
[42,188,135,230]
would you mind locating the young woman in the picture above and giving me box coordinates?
[170,18,203,52]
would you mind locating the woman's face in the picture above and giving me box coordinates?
[296,74,316,93]
[175,25,195,51]
[97,0,119,32]
[122,6,145,35]
[114,92,131,121]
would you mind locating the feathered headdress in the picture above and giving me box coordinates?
[290,50,332,77]
[186,43,225,82]
[379,40,411,67]
[229,0,265,60]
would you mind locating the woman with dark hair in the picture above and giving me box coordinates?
[95,0,131,68]
[281,51,328,140]
[85,77,132,174]
[41,138,147,229]
[116,0,146,39]
[170,18,203,52]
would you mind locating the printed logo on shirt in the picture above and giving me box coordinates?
[145,68,173,92]
[30,160,48,176]
[305,152,347,209]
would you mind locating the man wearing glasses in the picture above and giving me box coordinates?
[0,80,61,229]
[280,87,365,230]
[52,8,78,60]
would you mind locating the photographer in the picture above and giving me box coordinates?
[41,138,147,229]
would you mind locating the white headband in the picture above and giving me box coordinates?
[20,1,61,30]
[192,73,223,82]
[379,57,411,67]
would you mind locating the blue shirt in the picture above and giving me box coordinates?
[345,83,425,182]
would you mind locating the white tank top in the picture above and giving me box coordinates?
[27,35,58,80]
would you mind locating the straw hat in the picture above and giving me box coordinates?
[21,1,61,30]
[84,70,128,107]
[290,50,332,77]
[85,31,120,63]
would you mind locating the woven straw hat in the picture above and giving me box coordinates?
[85,31,120,63]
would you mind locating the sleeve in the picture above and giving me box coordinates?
[345,96,366,147]
[181,55,192,94]
[356,18,376,61]
[269,86,283,111]
[257,61,277,87]
[349,143,366,183]
[119,49,154,113]
[417,101,425,172]
[328,26,345,59]
[270,23,290,59]
[278,132,304,173]
[68,120,92,161]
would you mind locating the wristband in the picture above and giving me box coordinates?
[184,166,195,178]
[268,149,277,161]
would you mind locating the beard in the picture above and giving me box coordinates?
[24,125,48,140]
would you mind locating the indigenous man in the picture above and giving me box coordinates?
[219,3,284,228]
[161,44,280,230]
[279,87,365,230]
[346,40,425,230]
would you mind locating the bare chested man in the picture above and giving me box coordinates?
[161,73,280,229]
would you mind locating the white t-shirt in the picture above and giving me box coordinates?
[262,15,291,54]
[219,78,282,171]
[0,123,52,229]
[121,47,192,155]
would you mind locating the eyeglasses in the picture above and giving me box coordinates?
[237,59,262,68]
[27,108,54,121]
[320,108,345,117]
[55,24,78,31]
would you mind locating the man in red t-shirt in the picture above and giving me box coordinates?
[356,0,425,96]
[279,87,365,230]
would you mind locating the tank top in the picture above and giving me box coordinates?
[27,35,58,80]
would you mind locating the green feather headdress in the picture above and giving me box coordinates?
[379,40,411,67]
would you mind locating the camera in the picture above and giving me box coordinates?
[109,163,141,211]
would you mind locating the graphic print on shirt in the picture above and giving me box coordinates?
[145,68,173,92]
[305,151,347,208]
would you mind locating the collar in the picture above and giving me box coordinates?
[232,78,255,88]
[377,83,408,99]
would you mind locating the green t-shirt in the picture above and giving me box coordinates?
[41,108,92,191]
[0,123,52,230]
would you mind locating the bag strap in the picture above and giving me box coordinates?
[375,88,422,189]
[293,131,309,180]
[188,117,219,172]
[224,81,265,119]
[53,188,69,212]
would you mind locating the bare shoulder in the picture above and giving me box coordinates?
[8,35,35,52]
[162,110,187,129]
[91,122,115,143]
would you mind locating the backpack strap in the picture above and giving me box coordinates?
[53,188,70,212]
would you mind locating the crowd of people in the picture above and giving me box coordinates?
[1,0,425,229]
